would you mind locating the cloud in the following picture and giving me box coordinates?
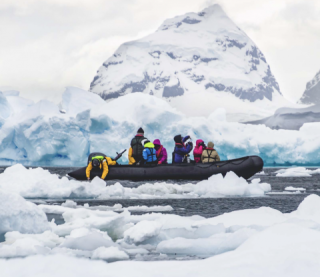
[0,0,319,103]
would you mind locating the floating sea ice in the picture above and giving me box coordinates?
[290,194,320,224]
[193,206,287,229]
[39,202,173,214]
[0,190,50,235]
[60,230,115,251]
[62,200,77,208]
[255,171,266,175]
[0,164,271,199]
[124,221,162,244]
[0,164,106,198]
[91,246,129,262]
[285,186,306,192]
[275,167,320,177]
[0,231,62,258]
[157,228,257,256]
[52,208,130,237]
[3,223,320,277]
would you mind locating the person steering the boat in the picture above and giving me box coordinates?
[142,139,158,164]
[173,135,193,163]
[201,141,220,163]
[86,154,117,180]
[128,127,148,165]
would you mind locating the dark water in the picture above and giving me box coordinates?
[15,167,318,222]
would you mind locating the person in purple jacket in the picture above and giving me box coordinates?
[173,135,193,163]
[153,139,168,164]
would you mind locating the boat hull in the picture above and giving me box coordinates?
[67,156,263,181]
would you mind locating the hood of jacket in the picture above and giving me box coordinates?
[144,142,155,148]
[196,139,204,147]
[153,139,161,146]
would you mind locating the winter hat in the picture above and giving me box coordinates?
[207,141,214,148]
[137,127,144,135]
[92,159,100,167]
[174,135,182,143]
[153,139,161,146]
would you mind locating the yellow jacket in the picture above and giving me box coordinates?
[128,147,136,165]
[86,157,116,179]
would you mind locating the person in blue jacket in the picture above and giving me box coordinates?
[173,135,193,163]
[141,139,157,164]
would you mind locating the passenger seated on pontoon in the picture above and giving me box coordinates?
[201,141,220,163]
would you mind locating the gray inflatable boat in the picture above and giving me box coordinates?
[68,155,263,181]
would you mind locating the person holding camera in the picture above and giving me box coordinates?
[193,139,206,163]
[172,135,193,163]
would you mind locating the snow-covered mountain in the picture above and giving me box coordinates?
[300,70,320,105]
[90,4,284,118]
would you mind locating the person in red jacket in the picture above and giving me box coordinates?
[153,139,168,164]
[193,139,206,163]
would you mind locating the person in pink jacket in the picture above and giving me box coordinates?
[153,139,168,164]
[193,139,206,163]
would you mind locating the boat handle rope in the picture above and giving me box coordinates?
[197,156,250,169]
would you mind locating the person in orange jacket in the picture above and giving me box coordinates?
[86,154,116,180]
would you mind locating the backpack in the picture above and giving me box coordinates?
[131,136,145,161]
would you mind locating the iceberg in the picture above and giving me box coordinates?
[0,87,320,166]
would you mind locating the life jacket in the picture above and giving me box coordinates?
[87,152,106,165]
[156,145,162,157]
[203,148,217,162]
[91,155,108,168]
[130,135,146,161]
[143,142,157,163]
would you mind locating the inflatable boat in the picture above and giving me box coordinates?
[67,155,263,181]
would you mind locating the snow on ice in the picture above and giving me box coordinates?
[0,87,320,166]
[2,194,320,276]
[0,164,270,199]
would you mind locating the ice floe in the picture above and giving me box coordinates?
[0,190,50,236]
[0,164,271,199]
[2,195,320,276]
[275,167,320,177]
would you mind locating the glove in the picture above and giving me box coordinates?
[158,161,162,165]
[87,177,90,180]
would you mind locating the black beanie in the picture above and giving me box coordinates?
[174,135,182,143]
[137,127,144,134]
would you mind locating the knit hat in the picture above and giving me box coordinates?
[137,127,144,135]
[207,141,214,148]
[174,135,182,143]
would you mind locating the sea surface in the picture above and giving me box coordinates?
[5,167,316,223]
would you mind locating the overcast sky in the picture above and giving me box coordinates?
[0,0,319,103]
